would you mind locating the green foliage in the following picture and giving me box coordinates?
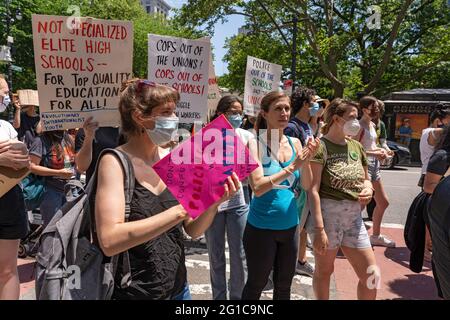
[176,0,450,99]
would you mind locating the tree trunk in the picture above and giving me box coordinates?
[332,83,344,98]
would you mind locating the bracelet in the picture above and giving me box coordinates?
[314,226,324,232]
[283,167,294,175]
[268,176,274,186]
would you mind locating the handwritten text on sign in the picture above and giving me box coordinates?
[148,34,210,123]
[32,15,133,131]
[243,56,282,116]
[152,115,259,219]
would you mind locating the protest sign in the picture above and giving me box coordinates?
[32,14,133,131]
[18,90,39,106]
[243,56,282,116]
[148,34,210,123]
[152,115,259,219]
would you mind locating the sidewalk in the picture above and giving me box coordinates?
[333,224,439,300]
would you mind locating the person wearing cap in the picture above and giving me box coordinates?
[12,93,41,149]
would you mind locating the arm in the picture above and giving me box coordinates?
[95,153,189,257]
[309,162,328,255]
[13,96,22,129]
[423,172,442,194]
[359,166,374,206]
[29,154,72,179]
[75,118,98,173]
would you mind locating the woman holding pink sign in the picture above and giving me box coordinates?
[94,79,240,300]
[242,90,320,300]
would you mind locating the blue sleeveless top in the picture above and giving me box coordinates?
[248,136,300,230]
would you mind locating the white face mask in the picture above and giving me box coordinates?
[146,116,179,146]
[0,94,11,113]
[342,118,361,136]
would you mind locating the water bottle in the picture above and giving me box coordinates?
[64,155,75,179]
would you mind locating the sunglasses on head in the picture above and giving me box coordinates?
[121,79,157,94]
[136,79,157,94]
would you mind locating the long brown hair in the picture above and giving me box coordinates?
[321,98,359,135]
[119,79,180,137]
[255,91,288,134]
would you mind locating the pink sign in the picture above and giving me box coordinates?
[152,115,259,219]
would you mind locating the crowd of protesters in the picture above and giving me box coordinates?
[1,72,450,300]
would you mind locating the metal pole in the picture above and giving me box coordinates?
[5,0,13,92]
[291,16,298,92]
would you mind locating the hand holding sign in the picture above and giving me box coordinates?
[218,172,241,204]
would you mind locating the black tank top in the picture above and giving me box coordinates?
[112,180,187,300]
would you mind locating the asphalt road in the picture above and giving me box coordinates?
[367,166,422,225]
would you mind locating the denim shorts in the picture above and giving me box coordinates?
[368,157,381,182]
[307,198,371,249]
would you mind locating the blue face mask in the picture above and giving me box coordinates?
[309,102,320,117]
[0,94,11,113]
[146,116,179,146]
[227,114,243,129]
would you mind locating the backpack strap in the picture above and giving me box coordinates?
[89,148,135,289]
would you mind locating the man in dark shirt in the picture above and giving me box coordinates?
[75,117,122,183]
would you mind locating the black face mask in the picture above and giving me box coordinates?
[438,124,446,129]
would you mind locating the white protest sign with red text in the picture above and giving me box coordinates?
[243,56,282,116]
[32,15,133,131]
[148,34,210,123]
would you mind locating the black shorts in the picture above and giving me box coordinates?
[0,185,29,240]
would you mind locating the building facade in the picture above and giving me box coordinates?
[140,0,171,18]
[382,88,450,163]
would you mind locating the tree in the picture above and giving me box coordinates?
[0,0,202,91]
[176,0,450,98]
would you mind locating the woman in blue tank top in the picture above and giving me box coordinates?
[242,91,320,300]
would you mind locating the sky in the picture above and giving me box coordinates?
[166,0,245,76]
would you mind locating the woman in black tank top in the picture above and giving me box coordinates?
[94,79,240,300]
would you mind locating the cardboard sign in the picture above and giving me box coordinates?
[243,56,282,116]
[152,115,259,219]
[18,90,40,106]
[0,167,29,198]
[148,34,210,123]
[32,14,133,131]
